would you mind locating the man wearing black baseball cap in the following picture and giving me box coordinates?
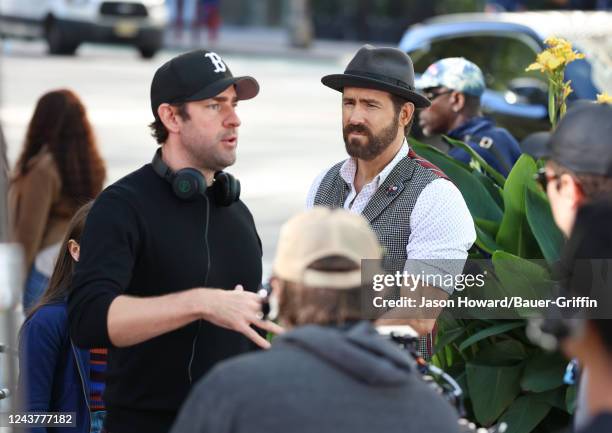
[307,45,475,357]
[68,50,282,433]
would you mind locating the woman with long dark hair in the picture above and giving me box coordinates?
[19,201,107,433]
[8,89,106,311]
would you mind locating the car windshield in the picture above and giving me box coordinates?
[408,33,546,94]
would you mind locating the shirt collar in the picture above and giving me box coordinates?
[339,142,409,187]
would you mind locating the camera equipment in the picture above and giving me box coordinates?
[378,326,508,433]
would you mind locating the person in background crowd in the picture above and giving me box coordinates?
[18,202,107,433]
[307,45,475,357]
[538,102,612,430]
[556,197,612,433]
[170,207,461,433]
[8,89,106,312]
[194,0,221,43]
[417,57,522,177]
[485,0,526,12]
[1,124,9,240]
[68,50,282,433]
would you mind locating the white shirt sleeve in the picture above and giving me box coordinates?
[305,168,329,209]
[405,178,476,294]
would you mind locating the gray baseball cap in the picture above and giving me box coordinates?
[547,102,612,176]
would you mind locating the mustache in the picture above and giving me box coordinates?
[343,124,372,136]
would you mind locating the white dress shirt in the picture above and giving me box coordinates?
[306,143,476,294]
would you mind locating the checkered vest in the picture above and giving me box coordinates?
[313,150,447,272]
[314,150,448,360]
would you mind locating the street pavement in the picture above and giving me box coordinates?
[0,36,364,275]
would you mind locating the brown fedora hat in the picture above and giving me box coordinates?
[321,45,430,108]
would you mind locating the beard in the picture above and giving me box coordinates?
[343,115,400,161]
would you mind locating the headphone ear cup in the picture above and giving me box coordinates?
[173,168,207,201]
[214,172,241,206]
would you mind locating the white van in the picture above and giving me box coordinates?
[0,0,168,58]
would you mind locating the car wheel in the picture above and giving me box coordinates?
[138,46,158,59]
[46,22,78,55]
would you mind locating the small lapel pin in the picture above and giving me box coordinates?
[386,185,399,196]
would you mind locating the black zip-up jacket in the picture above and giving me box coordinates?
[68,164,262,433]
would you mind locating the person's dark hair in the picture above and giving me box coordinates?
[390,94,414,137]
[148,103,190,144]
[549,160,612,199]
[23,201,93,323]
[278,256,364,327]
[14,89,106,209]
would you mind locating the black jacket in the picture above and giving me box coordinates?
[68,164,262,433]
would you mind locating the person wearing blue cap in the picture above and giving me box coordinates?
[417,57,522,177]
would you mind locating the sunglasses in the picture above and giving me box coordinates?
[424,89,453,101]
[535,167,559,191]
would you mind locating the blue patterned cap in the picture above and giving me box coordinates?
[416,57,485,97]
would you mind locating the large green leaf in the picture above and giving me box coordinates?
[475,225,501,254]
[496,155,542,257]
[444,135,507,187]
[475,218,500,239]
[492,251,553,306]
[459,322,524,352]
[498,395,552,433]
[474,339,529,366]
[474,170,505,209]
[467,362,523,425]
[521,352,567,392]
[536,388,569,411]
[566,385,576,414]
[410,139,503,222]
[525,187,565,264]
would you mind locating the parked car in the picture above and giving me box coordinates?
[399,11,612,140]
[0,0,167,58]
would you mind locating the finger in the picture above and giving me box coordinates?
[241,325,271,349]
[234,284,244,291]
[254,319,285,335]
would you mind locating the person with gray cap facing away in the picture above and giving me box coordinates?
[307,45,475,354]
[170,207,462,433]
[68,50,283,433]
[417,57,522,177]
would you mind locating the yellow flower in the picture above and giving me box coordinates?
[526,37,585,73]
[539,50,564,71]
[562,81,573,99]
[597,92,612,104]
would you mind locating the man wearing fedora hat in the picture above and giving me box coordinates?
[307,45,476,348]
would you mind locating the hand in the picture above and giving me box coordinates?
[200,285,284,348]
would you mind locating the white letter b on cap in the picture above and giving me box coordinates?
[205,52,227,73]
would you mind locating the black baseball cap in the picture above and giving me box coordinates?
[547,102,612,176]
[150,50,259,119]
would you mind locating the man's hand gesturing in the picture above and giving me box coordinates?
[200,284,284,348]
